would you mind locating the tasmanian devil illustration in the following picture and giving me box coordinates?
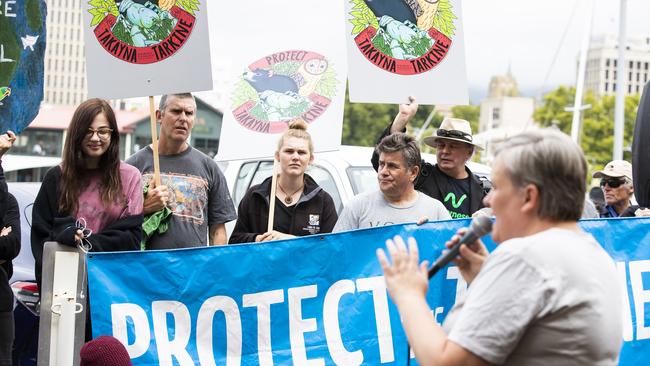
[363,0,418,24]
[243,69,299,95]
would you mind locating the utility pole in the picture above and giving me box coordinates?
[614,0,628,160]
[569,0,594,143]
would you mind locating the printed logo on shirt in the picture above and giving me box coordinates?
[309,214,320,226]
[143,172,208,225]
[444,192,466,209]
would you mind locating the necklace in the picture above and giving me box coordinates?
[277,182,304,204]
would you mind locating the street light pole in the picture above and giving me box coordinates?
[570,0,594,143]
[614,0,628,160]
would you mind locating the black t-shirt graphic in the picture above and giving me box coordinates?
[440,177,471,218]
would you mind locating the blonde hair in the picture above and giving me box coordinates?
[276,120,313,154]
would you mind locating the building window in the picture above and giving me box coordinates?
[645,62,649,70]
[11,129,63,157]
[605,70,609,79]
[629,61,634,68]
[628,85,632,93]
[605,83,609,92]
[637,73,640,82]
[614,60,618,67]
[606,59,610,67]
[638,61,641,69]
[629,72,632,81]
[192,138,220,158]
[613,83,617,92]
[636,85,640,93]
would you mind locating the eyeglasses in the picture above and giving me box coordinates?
[436,129,473,143]
[85,128,113,140]
[600,178,626,188]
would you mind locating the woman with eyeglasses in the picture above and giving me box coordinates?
[229,120,338,244]
[31,99,144,292]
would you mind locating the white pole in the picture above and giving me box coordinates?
[570,0,594,143]
[614,0,628,160]
[55,296,76,366]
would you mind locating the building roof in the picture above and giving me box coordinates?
[28,105,151,133]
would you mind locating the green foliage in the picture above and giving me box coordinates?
[176,0,201,15]
[342,85,440,147]
[349,0,379,35]
[150,17,175,41]
[451,105,480,135]
[314,65,339,99]
[534,86,640,171]
[112,19,133,44]
[432,0,456,37]
[26,0,43,32]
[88,0,119,27]
[372,32,393,57]
[0,15,20,85]
[411,34,433,57]
[231,78,259,110]
[271,61,301,76]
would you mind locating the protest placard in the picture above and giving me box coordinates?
[345,0,468,105]
[0,0,46,132]
[214,0,347,161]
[83,0,213,99]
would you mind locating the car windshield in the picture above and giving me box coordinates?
[346,166,378,195]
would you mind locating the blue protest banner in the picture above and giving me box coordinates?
[88,218,650,365]
[0,0,46,133]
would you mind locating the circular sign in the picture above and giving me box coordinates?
[87,0,199,64]
[231,50,339,134]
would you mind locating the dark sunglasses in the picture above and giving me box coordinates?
[600,178,626,188]
[436,129,473,143]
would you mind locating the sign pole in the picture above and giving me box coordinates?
[149,96,161,186]
[267,160,279,232]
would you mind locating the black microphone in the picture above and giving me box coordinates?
[427,216,493,279]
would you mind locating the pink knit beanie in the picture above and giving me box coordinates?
[80,336,132,366]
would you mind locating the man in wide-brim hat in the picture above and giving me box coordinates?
[371,97,490,218]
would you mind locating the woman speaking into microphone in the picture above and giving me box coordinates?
[377,129,622,366]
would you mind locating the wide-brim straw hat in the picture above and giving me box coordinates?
[423,118,484,150]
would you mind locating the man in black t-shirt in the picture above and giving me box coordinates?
[371,97,489,218]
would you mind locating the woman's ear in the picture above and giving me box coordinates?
[521,184,539,214]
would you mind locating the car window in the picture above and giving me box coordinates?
[233,161,343,213]
[233,162,259,205]
[346,166,378,195]
[306,165,342,213]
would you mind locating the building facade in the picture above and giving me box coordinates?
[475,70,535,163]
[584,35,650,97]
[43,0,87,106]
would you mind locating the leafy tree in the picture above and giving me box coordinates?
[533,86,639,170]
[342,87,438,147]
[451,105,480,135]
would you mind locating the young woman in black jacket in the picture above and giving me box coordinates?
[31,99,144,291]
[229,120,337,244]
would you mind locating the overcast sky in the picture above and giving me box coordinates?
[463,0,650,99]
[204,0,650,105]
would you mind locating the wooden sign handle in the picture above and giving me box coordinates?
[267,160,279,233]
[149,96,161,186]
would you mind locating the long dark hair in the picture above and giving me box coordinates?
[59,99,123,214]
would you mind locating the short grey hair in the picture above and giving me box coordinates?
[159,93,195,112]
[376,133,421,169]
[494,129,587,221]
